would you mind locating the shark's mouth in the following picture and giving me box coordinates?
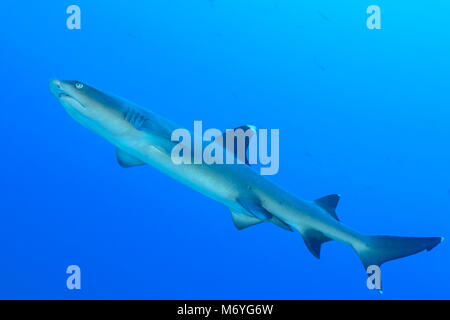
[59,93,86,109]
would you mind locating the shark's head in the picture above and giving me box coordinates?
[49,79,132,137]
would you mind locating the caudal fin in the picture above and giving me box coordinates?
[354,235,443,269]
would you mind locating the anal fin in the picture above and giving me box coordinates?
[298,229,333,259]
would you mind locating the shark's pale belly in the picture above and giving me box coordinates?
[113,130,362,244]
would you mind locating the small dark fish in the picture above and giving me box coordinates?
[317,10,330,22]
[316,63,326,71]
[313,58,326,71]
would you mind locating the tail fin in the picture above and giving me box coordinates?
[354,235,443,269]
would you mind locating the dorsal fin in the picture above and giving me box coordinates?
[216,125,256,165]
[315,194,340,221]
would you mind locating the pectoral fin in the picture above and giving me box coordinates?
[116,148,146,168]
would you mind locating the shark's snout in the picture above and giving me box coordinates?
[49,79,86,111]
[49,79,63,97]
[49,79,76,101]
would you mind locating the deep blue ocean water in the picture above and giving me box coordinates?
[0,1,449,299]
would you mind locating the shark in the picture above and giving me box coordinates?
[49,79,443,281]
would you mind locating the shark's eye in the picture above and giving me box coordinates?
[75,83,84,89]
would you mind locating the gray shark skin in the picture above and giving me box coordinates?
[49,79,443,278]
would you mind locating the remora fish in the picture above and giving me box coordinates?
[49,80,443,276]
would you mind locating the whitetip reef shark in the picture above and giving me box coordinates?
[49,79,443,283]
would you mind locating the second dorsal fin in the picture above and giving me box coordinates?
[315,194,340,221]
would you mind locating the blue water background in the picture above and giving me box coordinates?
[0,1,449,299]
